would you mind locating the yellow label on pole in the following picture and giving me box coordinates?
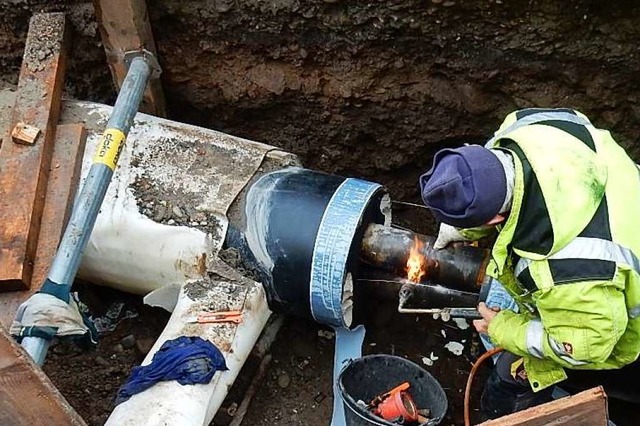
[93,128,126,170]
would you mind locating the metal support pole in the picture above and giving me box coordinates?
[21,51,160,365]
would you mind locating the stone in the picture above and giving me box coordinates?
[153,206,167,222]
[297,358,310,371]
[444,341,464,356]
[317,329,335,340]
[95,355,110,367]
[135,337,155,355]
[226,402,238,416]
[215,0,233,13]
[172,206,184,218]
[277,372,291,388]
[453,318,469,330]
[120,334,136,349]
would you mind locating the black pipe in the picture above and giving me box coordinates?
[237,168,388,323]
[358,278,479,309]
[360,223,490,291]
[242,168,343,319]
[399,281,479,309]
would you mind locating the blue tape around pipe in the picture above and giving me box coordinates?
[309,178,381,327]
[308,178,382,426]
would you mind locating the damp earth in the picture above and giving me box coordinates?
[2,1,640,425]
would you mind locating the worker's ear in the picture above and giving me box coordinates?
[485,214,506,226]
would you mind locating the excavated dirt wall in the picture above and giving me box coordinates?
[2,1,640,200]
[2,1,640,425]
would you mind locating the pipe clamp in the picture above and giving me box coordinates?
[124,49,162,79]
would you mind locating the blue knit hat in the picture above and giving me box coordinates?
[419,145,507,228]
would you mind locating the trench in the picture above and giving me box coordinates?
[2,1,640,425]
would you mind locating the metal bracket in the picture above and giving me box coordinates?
[124,49,162,79]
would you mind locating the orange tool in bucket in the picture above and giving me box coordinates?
[370,382,419,423]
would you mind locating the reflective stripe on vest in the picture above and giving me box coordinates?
[526,320,545,359]
[526,317,590,364]
[485,111,592,148]
[515,237,640,318]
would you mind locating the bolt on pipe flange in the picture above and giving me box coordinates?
[124,48,162,79]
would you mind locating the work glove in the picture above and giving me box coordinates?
[433,223,470,250]
[10,292,98,346]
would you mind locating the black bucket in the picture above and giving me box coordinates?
[338,355,448,426]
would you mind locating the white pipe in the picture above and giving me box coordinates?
[0,91,289,425]
[55,98,281,425]
[106,276,271,425]
[67,100,276,294]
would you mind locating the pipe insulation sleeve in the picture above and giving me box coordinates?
[309,178,383,327]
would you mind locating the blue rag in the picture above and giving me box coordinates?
[116,336,228,404]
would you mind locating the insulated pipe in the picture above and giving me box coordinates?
[359,223,490,291]
[21,52,158,365]
[238,167,389,325]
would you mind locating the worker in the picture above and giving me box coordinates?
[419,107,640,419]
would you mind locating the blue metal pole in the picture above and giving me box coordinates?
[21,55,155,365]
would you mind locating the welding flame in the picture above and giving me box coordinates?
[406,237,427,283]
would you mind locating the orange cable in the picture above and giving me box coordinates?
[464,347,504,426]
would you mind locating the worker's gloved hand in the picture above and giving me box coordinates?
[10,293,98,346]
[433,223,470,249]
[477,278,519,356]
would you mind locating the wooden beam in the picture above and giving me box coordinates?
[0,124,87,329]
[478,387,608,426]
[0,324,86,425]
[0,13,69,291]
[93,0,166,116]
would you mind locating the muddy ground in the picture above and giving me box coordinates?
[42,281,636,426]
[2,0,640,425]
[43,280,483,426]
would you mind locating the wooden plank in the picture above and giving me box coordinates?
[0,324,86,425]
[93,0,166,116]
[0,124,87,329]
[0,13,69,291]
[478,387,608,426]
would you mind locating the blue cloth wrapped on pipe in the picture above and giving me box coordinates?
[116,336,228,404]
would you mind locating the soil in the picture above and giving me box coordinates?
[22,12,64,72]
[237,299,482,426]
[4,1,640,200]
[2,0,640,425]
[41,283,171,426]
